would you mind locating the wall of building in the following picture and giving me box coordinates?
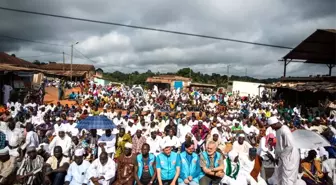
[94,77,111,86]
[232,81,265,96]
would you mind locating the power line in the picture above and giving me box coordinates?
[0,34,67,47]
[20,53,61,58]
[0,6,294,50]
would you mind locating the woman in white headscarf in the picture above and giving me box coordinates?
[221,150,247,185]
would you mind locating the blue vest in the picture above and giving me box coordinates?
[200,151,221,177]
[156,152,181,180]
[178,152,201,183]
[136,153,155,178]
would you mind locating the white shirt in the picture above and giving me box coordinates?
[243,125,260,135]
[188,120,198,127]
[87,158,116,185]
[232,141,252,156]
[147,137,162,156]
[112,117,123,126]
[21,131,39,149]
[65,160,91,185]
[160,136,181,149]
[6,128,23,147]
[49,135,72,156]
[126,124,137,136]
[177,124,191,142]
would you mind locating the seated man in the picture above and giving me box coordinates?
[239,148,267,185]
[68,92,77,100]
[45,146,70,185]
[301,149,332,185]
[87,152,116,185]
[221,150,247,185]
[17,146,44,185]
[199,141,225,185]
[232,133,252,156]
[64,149,91,185]
[0,148,16,185]
[113,142,135,185]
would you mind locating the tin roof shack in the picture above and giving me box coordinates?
[189,82,216,94]
[0,52,41,103]
[39,62,95,81]
[146,75,191,90]
[261,76,336,107]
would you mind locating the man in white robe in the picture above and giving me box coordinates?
[87,152,116,185]
[221,150,247,185]
[239,148,267,185]
[2,84,12,105]
[65,149,91,185]
[267,116,300,185]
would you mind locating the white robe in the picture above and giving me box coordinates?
[87,158,116,185]
[274,125,300,185]
[239,155,267,185]
[65,160,91,185]
[2,85,12,104]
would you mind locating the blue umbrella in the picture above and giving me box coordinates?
[76,116,116,130]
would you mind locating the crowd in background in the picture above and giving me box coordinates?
[0,79,335,185]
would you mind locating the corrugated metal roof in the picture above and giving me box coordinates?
[0,52,39,68]
[43,70,87,77]
[0,64,41,72]
[262,81,336,93]
[190,82,216,87]
[39,63,95,71]
[283,29,336,64]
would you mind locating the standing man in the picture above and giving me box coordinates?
[113,142,136,185]
[135,143,157,185]
[178,141,202,185]
[2,83,12,105]
[268,116,300,185]
[199,141,225,185]
[156,141,181,185]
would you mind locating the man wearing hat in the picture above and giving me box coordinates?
[113,142,135,185]
[0,147,16,184]
[17,146,44,185]
[64,149,91,185]
[239,148,267,185]
[49,126,72,156]
[156,140,181,185]
[232,133,252,156]
[267,116,300,185]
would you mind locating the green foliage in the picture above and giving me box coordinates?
[103,68,278,85]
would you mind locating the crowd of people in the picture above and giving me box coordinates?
[0,79,335,185]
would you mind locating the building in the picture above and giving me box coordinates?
[38,62,95,80]
[146,75,191,90]
[0,52,41,103]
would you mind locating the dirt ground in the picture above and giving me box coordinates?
[44,87,80,105]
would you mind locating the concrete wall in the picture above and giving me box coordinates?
[232,81,265,96]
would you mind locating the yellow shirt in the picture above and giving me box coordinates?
[46,156,70,170]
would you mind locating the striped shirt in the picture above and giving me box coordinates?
[17,155,44,185]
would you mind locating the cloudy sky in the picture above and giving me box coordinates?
[0,0,335,78]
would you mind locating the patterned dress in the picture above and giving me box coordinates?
[112,153,136,185]
[17,155,44,185]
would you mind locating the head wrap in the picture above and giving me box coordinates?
[125,142,133,149]
[267,116,279,125]
[74,149,85,156]
[265,133,276,147]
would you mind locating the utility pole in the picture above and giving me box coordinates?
[70,42,79,81]
[189,68,191,79]
[62,52,65,72]
[245,68,247,76]
[70,45,73,81]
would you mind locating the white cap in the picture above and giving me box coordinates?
[56,117,61,121]
[216,123,222,128]
[125,142,133,149]
[268,116,279,125]
[74,149,85,156]
[238,133,245,138]
[162,140,174,149]
[85,103,89,106]
[0,147,9,156]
